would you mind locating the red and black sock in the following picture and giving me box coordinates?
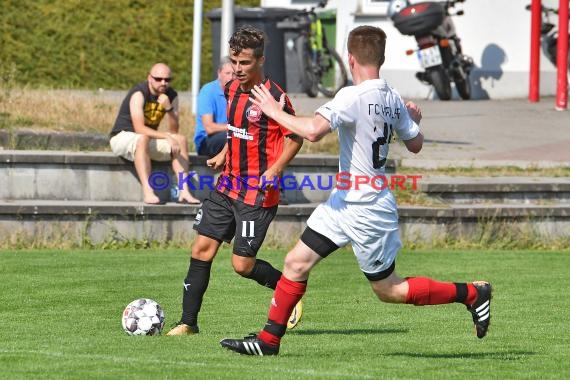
[405,277,477,306]
[258,275,306,346]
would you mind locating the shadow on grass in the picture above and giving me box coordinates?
[291,327,409,336]
[384,350,534,360]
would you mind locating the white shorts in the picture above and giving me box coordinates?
[306,189,402,276]
[109,131,172,162]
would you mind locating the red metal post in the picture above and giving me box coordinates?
[529,0,542,102]
[555,0,568,110]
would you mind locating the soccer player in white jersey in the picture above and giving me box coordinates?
[220,25,492,356]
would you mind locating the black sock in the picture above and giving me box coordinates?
[454,283,468,303]
[243,259,282,289]
[180,257,212,326]
[263,319,287,338]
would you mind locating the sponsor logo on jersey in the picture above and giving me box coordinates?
[228,125,253,140]
[246,105,262,122]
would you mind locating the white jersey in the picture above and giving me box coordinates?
[316,78,420,203]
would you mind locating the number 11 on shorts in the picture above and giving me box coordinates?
[242,221,255,238]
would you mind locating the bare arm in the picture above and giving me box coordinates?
[403,133,423,154]
[403,101,423,154]
[202,114,228,135]
[130,91,179,153]
[250,85,331,142]
[158,94,179,134]
[262,134,303,189]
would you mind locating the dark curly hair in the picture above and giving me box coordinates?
[228,25,265,57]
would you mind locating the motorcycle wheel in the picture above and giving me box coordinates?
[454,72,471,100]
[427,67,452,101]
[296,36,319,98]
[453,56,473,100]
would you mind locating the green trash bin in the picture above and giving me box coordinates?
[316,8,339,89]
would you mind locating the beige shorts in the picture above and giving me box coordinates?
[109,131,172,162]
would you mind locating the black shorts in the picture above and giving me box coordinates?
[300,226,339,258]
[193,191,277,257]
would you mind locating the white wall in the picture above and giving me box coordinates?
[261,0,564,99]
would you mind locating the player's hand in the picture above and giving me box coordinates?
[250,85,285,120]
[206,151,225,171]
[260,167,280,190]
[405,101,422,124]
[157,94,172,111]
[166,133,181,155]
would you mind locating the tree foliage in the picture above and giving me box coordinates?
[0,0,259,90]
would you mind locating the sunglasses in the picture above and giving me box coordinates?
[151,75,172,83]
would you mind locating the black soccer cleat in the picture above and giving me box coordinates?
[220,335,279,356]
[467,281,492,339]
[242,332,259,341]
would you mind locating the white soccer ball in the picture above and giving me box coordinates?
[122,298,165,336]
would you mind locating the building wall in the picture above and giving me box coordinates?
[261,0,563,99]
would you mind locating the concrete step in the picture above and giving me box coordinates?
[2,150,569,246]
[0,129,109,151]
[2,150,381,204]
[2,150,568,205]
[418,176,570,204]
[2,199,568,218]
[1,200,568,246]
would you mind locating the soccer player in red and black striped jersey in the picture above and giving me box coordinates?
[218,67,296,207]
[167,25,304,336]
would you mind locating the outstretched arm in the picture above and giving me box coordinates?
[250,85,331,142]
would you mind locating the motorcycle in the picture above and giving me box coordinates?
[389,0,474,100]
[525,3,570,73]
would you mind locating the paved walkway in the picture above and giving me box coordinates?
[86,89,568,168]
[288,94,569,168]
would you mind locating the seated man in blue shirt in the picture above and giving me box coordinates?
[194,56,234,157]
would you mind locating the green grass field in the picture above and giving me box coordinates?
[1,248,569,379]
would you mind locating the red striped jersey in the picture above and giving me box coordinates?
[217,78,295,207]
